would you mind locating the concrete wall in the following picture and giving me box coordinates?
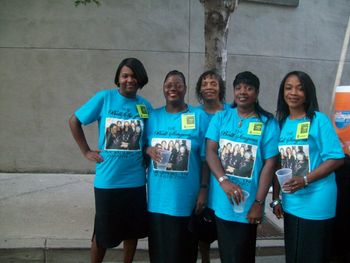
[0,0,349,172]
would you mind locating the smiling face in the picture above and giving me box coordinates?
[200,75,220,103]
[283,75,306,112]
[163,75,186,105]
[233,83,258,110]
[118,66,139,98]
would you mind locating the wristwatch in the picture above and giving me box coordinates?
[269,199,281,208]
[218,175,228,183]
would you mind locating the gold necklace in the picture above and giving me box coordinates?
[237,111,256,128]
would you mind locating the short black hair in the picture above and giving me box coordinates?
[232,71,273,120]
[195,70,226,104]
[114,58,148,89]
[163,70,186,86]
[233,71,260,90]
[276,71,319,123]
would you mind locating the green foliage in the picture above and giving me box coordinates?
[74,0,101,7]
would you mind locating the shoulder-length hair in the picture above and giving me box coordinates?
[276,71,319,123]
[195,70,226,104]
[114,58,148,89]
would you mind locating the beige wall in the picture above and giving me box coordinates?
[0,0,349,172]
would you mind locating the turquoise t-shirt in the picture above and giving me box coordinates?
[206,108,279,223]
[147,105,208,217]
[278,111,344,220]
[198,102,231,121]
[197,102,231,210]
[75,89,152,189]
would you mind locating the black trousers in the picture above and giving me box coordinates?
[284,212,334,263]
[216,216,257,263]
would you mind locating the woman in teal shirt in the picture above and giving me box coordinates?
[206,71,279,263]
[272,71,344,263]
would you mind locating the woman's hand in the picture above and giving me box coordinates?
[220,180,243,205]
[273,203,284,219]
[84,150,103,163]
[195,188,208,214]
[146,146,161,162]
[282,176,305,193]
[247,202,263,224]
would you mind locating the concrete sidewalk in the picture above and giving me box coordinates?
[0,173,286,262]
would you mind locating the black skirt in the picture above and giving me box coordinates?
[93,186,148,248]
[148,212,198,263]
[216,216,257,263]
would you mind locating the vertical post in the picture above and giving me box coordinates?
[330,15,350,114]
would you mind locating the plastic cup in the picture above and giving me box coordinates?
[275,168,292,193]
[155,150,171,170]
[232,190,250,213]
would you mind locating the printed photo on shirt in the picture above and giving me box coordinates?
[219,139,257,179]
[105,118,143,151]
[279,145,310,177]
[151,138,191,172]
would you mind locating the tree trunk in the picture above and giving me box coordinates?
[200,0,238,82]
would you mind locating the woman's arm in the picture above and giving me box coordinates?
[247,156,277,224]
[271,172,284,219]
[283,158,344,193]
[68,114,103,163]
[206,139,243,204]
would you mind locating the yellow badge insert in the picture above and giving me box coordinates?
[182,114,196,130]
[136,104,149,118]
[296,121,310,140]
[248,122,263,135]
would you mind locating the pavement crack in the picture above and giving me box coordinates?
[0,179,84,203]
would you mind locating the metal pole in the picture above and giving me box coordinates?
[330,15,350,113]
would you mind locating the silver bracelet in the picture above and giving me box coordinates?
[218,175,228,183]
[269,199,281,208]
[303,175,309,187]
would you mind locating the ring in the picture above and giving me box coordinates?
[233,190,238,195]
[256,220,261,224]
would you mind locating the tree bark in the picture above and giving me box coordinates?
[200,0,238,82]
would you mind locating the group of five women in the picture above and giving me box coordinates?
[69,57,344,263]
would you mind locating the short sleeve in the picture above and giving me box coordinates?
[205,111,222,143]
[75,91,105,125]
[261,118,280,160]
[314,112,344,161]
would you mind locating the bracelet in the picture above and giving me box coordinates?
[303,175,309,187]
[254,199,265,206]
[200,184,208,188]
[218,175,228,183]
[269,199,281,208]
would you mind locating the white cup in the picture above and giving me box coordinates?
[232,190,250,213]
[275,168,292,193]
[155,150,171,170]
